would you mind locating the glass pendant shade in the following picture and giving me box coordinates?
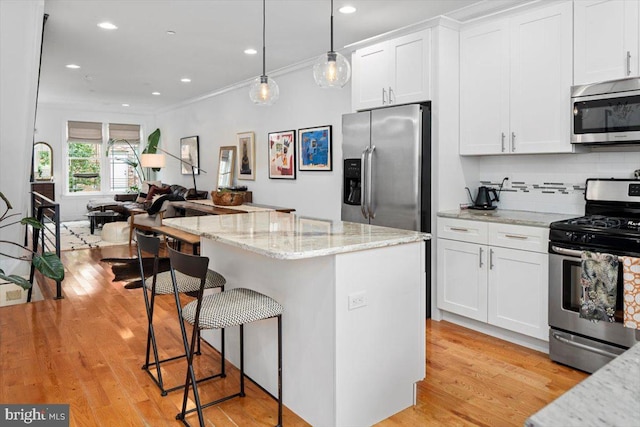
[313,51,351,88]
[249,75,279,105]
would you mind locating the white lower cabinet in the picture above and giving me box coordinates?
[437,217,549,341]
[487,246,548,340]
[437,238,488,322]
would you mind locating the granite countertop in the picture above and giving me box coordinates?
[438,209,577,228]
[525,342,640,427]
[164,211,430,260]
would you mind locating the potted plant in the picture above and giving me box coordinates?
[0,191,64,290]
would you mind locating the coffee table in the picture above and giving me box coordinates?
[85,210,122,234]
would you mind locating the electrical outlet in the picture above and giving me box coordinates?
[348,291,367,310]
[5,289,23,301]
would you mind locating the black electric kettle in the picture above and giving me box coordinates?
[469,186,499,210]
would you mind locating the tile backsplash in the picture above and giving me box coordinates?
[476,150,640,215]
[478,179,586,215]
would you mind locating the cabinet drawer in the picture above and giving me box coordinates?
[438,218,488,244]
[488,223,548,253]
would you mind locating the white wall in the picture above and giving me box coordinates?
[0,0,45,274]
[155,65,351,221]
[34,104,155,221]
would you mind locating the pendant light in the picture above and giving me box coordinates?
[249,0,279,105]
[313,0,351,88]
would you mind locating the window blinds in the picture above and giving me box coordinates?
[67,121,102,143]
[109,123,141,143]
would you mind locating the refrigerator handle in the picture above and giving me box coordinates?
[367,146,376,218]
[360,147,369,219]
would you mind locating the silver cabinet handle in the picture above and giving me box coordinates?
[511,132,516,151]
[450,227,469,232]
[552,332,621,359]
[382,88,387,105]
[479,247,484,268]
[360,148,368,219]
[489,248,494,270]
[627,51,632,76]
[367,146,376,218]
[505,234,528,240]
[501,132,506,152]
[388,87,394,104]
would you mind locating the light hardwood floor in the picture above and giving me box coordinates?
[0,244,587,426]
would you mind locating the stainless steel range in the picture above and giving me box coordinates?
[548,178,640,373]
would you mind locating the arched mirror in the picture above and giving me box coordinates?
[33,142,53,181]
[217,146,236,189]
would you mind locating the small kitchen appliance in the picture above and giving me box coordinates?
[468,186,499,210]
[548,178,640,373]
[571,77,640,145]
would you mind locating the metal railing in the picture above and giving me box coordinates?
[30,191,63,299]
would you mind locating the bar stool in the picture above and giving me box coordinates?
[167,247,283,427]
[136,231,226,396]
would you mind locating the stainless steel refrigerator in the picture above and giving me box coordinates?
[341,103,432,315]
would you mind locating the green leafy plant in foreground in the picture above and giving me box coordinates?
[0,191,64,289]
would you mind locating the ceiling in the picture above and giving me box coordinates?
[38,0,526,113]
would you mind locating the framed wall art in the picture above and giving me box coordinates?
[268,130,296,179]
[180,135,199,175]
[237,131,255,180]
[298,125,332,171]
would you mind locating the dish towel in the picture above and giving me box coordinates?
[580,251,618,323]
[622,256,640,329]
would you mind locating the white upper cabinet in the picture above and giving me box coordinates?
[509,1,573,154]
[574,0,640,85]
[459,1,573,155]
[460,21,510,155]
[351,29,431,111]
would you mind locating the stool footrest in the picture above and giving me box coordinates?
[144,368,226,396]
[179,392,243,418]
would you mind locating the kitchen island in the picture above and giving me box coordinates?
[525,341,640,427]
[164,212,430,426]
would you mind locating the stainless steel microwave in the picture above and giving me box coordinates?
[571,77,640,145]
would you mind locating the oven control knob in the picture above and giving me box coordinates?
[580,234,589,243]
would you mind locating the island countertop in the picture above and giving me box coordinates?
[163,211,430,260]
[525,341,640,427]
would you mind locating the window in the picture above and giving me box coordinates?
[65,121,142,194]
[108,123,141,192]
[67,121,102,193]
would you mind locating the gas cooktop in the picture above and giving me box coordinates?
[554,214,640,233]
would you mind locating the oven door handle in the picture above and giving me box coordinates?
[551,245,626,261]
[551,332,621,359]
[550,246,582,258]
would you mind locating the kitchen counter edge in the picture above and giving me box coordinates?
[437,209,576,228]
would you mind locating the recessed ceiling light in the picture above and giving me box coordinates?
[244,48,258,55]
[180,78,191,83]
[152,92,161,96]
[65,64,81,69]
[166,30,176,35]
[339,5,356,14]
[97,22,118,30]
[122,103,130,107]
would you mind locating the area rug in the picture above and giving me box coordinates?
[50,220,128,251]
[101,257,171,289]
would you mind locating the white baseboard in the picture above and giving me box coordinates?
[437,311,549,354]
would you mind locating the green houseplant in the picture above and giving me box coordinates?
[0,192,64,289]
